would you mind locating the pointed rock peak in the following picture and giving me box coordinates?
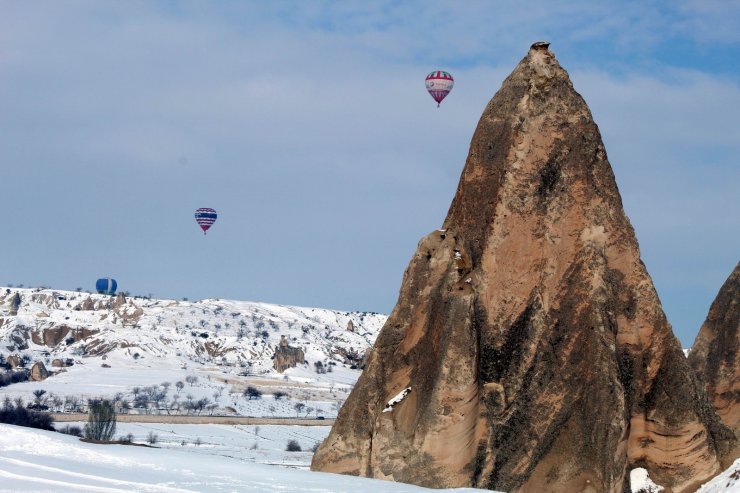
[312,43,734,493]
[689,262,740,456]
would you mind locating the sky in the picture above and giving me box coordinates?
[1,0,738,346]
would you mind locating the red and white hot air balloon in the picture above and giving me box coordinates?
[425,70,454,107]
[194,208,217,235]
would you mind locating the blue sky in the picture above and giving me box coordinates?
[1,0,738,346]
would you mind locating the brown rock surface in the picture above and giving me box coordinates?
[688,263,740,457]
[273,335,305,373]
[30,361,49,381]
[6,354,21,369]
[31,325,98,347]
[311,43,734,493]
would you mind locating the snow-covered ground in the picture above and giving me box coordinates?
[0,287,386,416]
[62,421,330,469]
[0,424,492,493]
[695,459,740,493]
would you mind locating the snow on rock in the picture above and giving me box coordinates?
[630,468,664,492]
[695,458,740,493]
[382,387,411,413]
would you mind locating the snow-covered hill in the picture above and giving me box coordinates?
[0,287,386,417]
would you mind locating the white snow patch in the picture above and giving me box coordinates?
[695,458,740,493]
[382,387,411,413]
[630,468,664,492]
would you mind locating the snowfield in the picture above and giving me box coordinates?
[0,424,492,493]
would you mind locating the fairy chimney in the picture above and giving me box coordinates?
[688,262,740,454]
[311,43,735,493]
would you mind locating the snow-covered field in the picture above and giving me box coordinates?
[0,424,491,493]
[62,421,330,469]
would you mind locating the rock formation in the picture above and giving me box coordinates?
[688,262,740,455]
[5,354,20,369]
[273,335,305,373]
[8,292,21,316]
[312,43,735,493]
[30,361,49,381]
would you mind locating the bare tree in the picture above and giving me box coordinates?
[244,386,262,400]
[294,402,305,417]
[85,399,116,441]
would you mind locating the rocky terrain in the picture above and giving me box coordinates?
[689,263,740,457]
[0,286,386,415]
[312,42,736,493]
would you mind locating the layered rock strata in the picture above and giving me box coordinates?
[312,43,734,493]
[688,263,740,456]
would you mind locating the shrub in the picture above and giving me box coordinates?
[147,431,158,445]
[272,391,289,400]
[0,397,54,431]
[243,386,262,400]
[285,439,302,452]
[84,399,116,441]
[57,424,83,437]
[0,370,30,388]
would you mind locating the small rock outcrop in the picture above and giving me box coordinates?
[31,325,98,347]
[688,262,740,456]
[51,358,73,368]
[8,292,21,316]
[30,361,49,381]
[312,43,734,493]
[273,335,304,373]
[6,354,20,369]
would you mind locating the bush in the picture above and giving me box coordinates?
[57,424,83,437]
[0,370,30,388]
[84,399,116,441]
[243,386,262,400]
[147,431,158,445]
[285,439,302,452]
[0,397,54,431]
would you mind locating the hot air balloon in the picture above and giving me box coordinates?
[95,277,117,295]
[195,208,217,235]
[425,70,454,107]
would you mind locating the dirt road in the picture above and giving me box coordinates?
[52,413,334,426]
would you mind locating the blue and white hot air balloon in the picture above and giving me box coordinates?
[95,278,117,295]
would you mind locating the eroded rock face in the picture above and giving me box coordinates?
[312,43,734,493]
[31,325,98,347]
[688,263,740,454]
[273,335,304,373]
[30,361,49,381]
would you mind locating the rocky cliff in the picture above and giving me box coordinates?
[688,263,740,454]
[312,43,734,493]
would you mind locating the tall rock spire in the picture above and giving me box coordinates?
[688,262,740,455]
[312,43,735,493]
